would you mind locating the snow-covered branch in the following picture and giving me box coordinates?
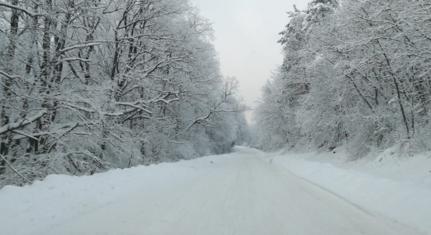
[116,102,153,114]
[60,42,102,53]
[0,2,44,17]
[0,110,47,136]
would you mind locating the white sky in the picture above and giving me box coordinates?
[190,0,310,110]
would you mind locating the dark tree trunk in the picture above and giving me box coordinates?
[0,0,20,171]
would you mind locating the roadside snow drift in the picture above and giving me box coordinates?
[274,149,431,234]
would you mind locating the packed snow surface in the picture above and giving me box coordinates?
[0,147,427,235]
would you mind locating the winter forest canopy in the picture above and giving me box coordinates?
[255,0,431,157]
[0,0,248,187]
[1,0,431,188]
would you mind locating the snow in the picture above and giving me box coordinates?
[272,148,431,234]
[0,147,427,235]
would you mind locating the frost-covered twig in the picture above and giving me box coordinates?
[116,102,153,114]
[0,154,30,183]
[60,42,102,53]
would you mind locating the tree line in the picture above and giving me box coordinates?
[255,0,431,157]
[0,0,248,187]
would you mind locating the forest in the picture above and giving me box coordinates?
[0,0,248,187]
[2,0,431,188]
[255,0,431,158]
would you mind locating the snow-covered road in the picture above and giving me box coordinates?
[0,147,425,235]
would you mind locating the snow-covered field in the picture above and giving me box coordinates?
[0,147,429,235]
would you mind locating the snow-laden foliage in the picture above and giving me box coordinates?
[0,0,248,187]
[255,0,431,157]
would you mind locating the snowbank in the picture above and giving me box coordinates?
[0,157,219,235]
[273,149,431,234]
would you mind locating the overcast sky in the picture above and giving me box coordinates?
[190,0,311,110]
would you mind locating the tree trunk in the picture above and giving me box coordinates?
[38,0,54,153]
[0,0,20,170]
[377,42,411,139]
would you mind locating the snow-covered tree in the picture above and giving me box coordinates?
[255,0,431,157]
[0,0,248,187]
